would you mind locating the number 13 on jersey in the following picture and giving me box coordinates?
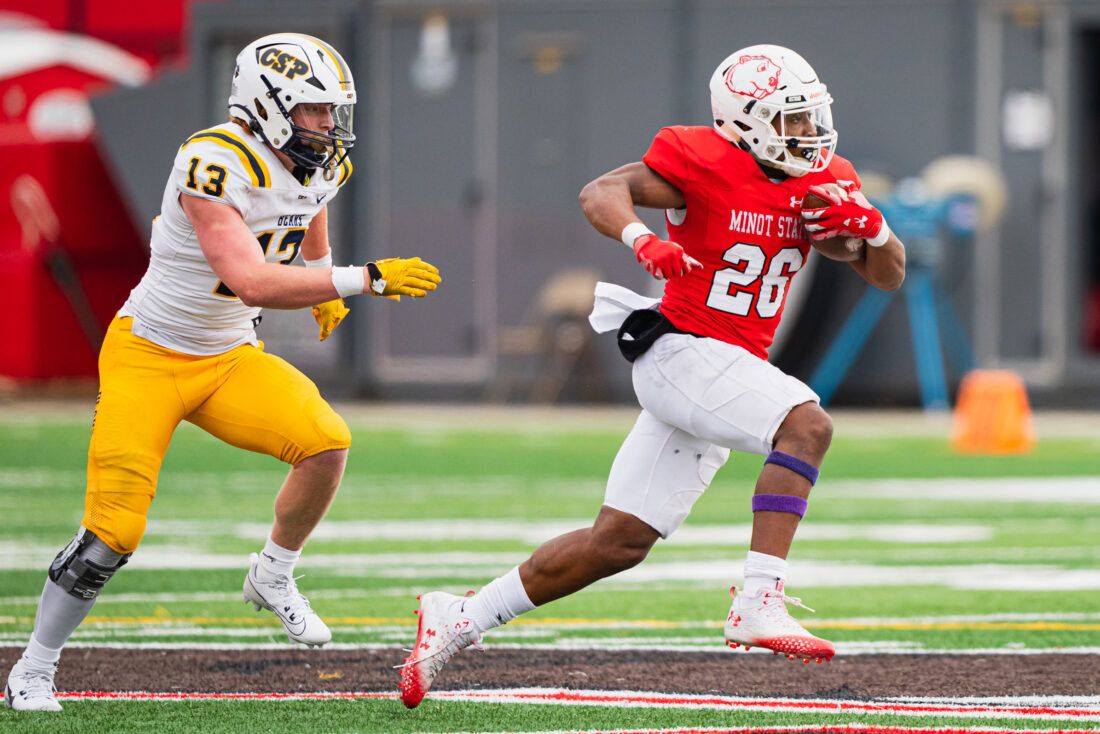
[706,243,804,318]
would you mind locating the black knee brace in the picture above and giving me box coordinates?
[47,529,131,600]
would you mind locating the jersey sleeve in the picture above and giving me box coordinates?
[642,127,699,190]
[825,154,863,191]
[174,131,272,216]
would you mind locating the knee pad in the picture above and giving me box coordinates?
[84,490,152,554]
[310,399,351,450]
[284,398,351,464]
[47,528,130,600]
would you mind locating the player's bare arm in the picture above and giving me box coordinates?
[184,194,350,308]
[847,229,906,291]
[298,206,356,340]
[300,205,332,261]
[579,163,701,279]
[579,162,684,238]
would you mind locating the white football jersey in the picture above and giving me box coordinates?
[120,122,353,355]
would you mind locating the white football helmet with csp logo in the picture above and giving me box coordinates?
[709,44,836,177]
[229,33,356,172]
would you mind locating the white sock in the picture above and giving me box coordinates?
[742,550,788,597]
[461,566,536,635]
[21,636,62,672]
[257,538,301,580]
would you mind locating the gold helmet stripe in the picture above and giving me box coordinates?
[290,33,351,90]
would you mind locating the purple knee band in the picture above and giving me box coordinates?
[752,494,809,518]
[765,450,820,486]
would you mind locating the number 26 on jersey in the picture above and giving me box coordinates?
[706,243,804,319]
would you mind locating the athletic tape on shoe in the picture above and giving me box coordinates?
[764,450,820,486]
[751,493,809,518]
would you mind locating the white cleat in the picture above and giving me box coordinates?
[5,660,62,712]
[398,591,482,709]
[243,553,331,648]
[724,585,835,664]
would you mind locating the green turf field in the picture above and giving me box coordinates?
[1,407,1098,732]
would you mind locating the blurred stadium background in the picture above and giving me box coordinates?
[4,0,1100,408]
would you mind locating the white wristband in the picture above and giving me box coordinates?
[331,265,365,298]
[867,221,891,248]
[304,253,333,268]
[620,222,655,249]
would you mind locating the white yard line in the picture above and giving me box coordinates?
[825,476,1100,503]
[0,586,427,606]
[6,401,1100,437]
[216,519,994,544]
[5,470,1100,506]
[4,540,1100,589]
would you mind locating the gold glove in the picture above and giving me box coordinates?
[367,257,442,298]
[311,298,350,341]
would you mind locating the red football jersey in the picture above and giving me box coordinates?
[642,126,860,359]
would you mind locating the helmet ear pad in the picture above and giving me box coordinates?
[252,96,270,124]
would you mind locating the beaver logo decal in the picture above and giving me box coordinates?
[724,55,781,100]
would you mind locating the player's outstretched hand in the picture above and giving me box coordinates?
[311,298,350,341]
[633,234,702,279]
[367,257,442,298]
[800,184,885,242]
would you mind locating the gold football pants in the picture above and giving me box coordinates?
[83,316,351,554]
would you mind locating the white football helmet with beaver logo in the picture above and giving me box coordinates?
[228,33,356,172]
[709,44,836,177]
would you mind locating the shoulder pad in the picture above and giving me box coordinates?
[180,127,273,189]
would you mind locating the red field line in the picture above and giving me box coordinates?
[436,689,1100,720]
[58,688,1100,723]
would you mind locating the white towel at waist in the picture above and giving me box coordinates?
[587,281,661,334]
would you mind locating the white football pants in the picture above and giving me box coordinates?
[591,284,819,538]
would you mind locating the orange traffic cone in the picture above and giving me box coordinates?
[951,369,1035,454]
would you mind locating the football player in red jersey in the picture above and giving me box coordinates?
[398,44,906,707]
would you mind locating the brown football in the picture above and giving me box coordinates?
[802,187,865,262]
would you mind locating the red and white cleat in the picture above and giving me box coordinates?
[397,591,482,709]
[724,585,835,664]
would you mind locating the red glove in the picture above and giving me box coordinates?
[801,184,887,244]
[633,234,702,279]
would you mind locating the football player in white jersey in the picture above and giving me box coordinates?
[5,33,441,713]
